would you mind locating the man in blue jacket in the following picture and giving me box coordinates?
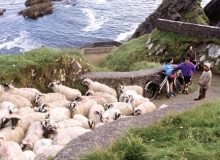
[173,57,196,94]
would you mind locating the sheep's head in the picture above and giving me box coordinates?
[69,102,77,112]
[73,95,82,102]
[35,104,49,113]
[94,111,103,122]
[20,140,33,151]
[114,112,121,120]
[88,119,94,129]
[0,117,10,129]
[132,108,142,116]
[82,78,91,86]
[118,85,125,94]
[103,103,112,111]
[10,117,21,129]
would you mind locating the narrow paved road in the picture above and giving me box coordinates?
[55,70,220,160]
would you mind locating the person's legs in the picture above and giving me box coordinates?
[168,77,174,96]
[183,76,191,94]
[194,87,205,100]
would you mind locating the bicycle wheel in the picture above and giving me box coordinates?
[144,81,158,100]
[174,76,182,93]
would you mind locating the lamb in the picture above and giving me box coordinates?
[4,83,42,105]
[118,90,138,102]
[85,89,118,103]
[48,81,82,101]
[72,114,94,129]
[34,92,67,106]
[52,126,91,146]
[20,121,44,151]
[118,85,144,96]
[69,99,97,117]
[82,78,117,98]
[88,104,105,126]
[103,102,133,116]
[0,126,25,144]
[132,101,156,116]
[0,141,26,160]
[102,108,121,123]
[0,92,33,108]
[126,95,150,108]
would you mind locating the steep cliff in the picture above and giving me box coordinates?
[204,0,220,26]
[129,0,208,40]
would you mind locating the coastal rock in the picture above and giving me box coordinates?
[129,0,208,40]
[204,0,220,26]
[19,0,53,19]
[0,9,6,16]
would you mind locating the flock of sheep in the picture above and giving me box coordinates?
[0,78,157,160]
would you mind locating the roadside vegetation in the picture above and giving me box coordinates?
[79,100,220,160]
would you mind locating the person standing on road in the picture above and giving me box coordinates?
[186,46,196,65]
[194,63,212,101]
[163,57,175,97]
[173,57,196,94]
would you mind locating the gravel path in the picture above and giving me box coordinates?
[55,70,220,160]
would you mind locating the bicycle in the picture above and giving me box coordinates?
[144,71,182,100]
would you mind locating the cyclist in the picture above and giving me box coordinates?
[163,57,175,97]
[173,57,196,94]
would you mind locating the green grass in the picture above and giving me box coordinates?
[79,100,220,160]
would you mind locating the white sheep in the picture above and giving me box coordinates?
[34,145,64,160]
[118,85,144,96]
[133,101,156,116]
[72,114,94,129]
[69,99,97,117]
[118,90,138,102]
[23,150,36,160]
[127,95,150,108]
[4,83,41,105]
[48,107,71,122]
[0,93,33,108]
[20,121,44,151]
[0,126,25,144]
[48,81,82,101]
[52,119,83,129]
[0,101,17,114]
[11,106,34,116]
[33,138,53,154]
[102,108,121,123]
[74,95,107,106]
[88,104,105,126]
[103,102,133,116]
[82,78,117,98]
[34,92,67,106]
[85,90,118,103]
[52,126,91,146]
[0,141,26,160]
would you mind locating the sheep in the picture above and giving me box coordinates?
[118,85,144,96]
[52,126,91,146]
[94,122,105,129]
[74,95,107,106]
[0,126,25,144]
[85,89,118,103]
[48,107,71,122]
[82,78,117,98]
[126,95,150,108]
[0,141,26,160]
[69,99,97,117]
[20,121,44,151]
[0,93,33,108]
[34,92,67,106]
[72,114,94,129]
[11,106,34,116]
[132,101,156,116]
[118,90,138,102]
[0,101,17,114]
[34,145,64,160]
[88,104,105,126]
[48,81,82,101]
[52,119,83,129]
[103,102,133,116]
[3,83,42,105]
[23,150,36,160]
[33,138,53,154]
[102,108,121,123]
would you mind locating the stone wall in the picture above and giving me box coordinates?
[157,18,220,39]
[82,46,116,54]
[78,66,168,96]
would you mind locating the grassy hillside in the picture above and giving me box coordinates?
[79,100,220,160]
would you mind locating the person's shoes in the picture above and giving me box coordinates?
[169,94,174,97]
[183,90,188,94]
[194,98,201,101]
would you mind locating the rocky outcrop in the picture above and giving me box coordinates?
[129,0,208,40]
[204,0,220,26]
[19,0,53,19]
[0,9,6,16]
